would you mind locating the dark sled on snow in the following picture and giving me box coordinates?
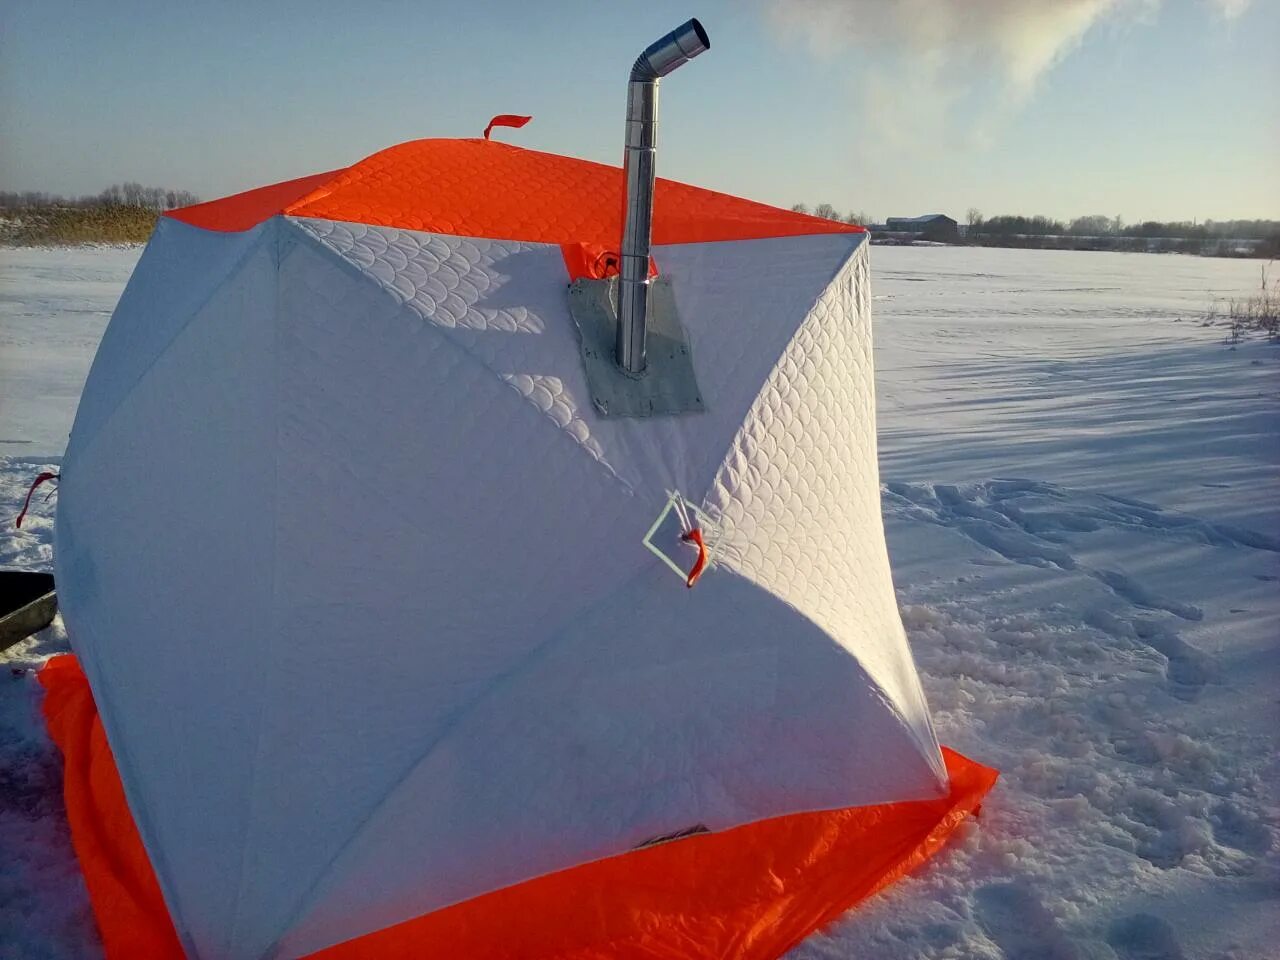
[0,571,57,652]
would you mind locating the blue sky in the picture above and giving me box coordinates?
[3,0,1276,222]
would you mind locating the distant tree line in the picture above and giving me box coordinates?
[0,184,201,245]
[964,209,1279,242]
[791,202,874,227]
[792,202,1278,244]
[787,202,1278,257]
[0,183,199,212]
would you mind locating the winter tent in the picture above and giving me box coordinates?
[41,124,996,960]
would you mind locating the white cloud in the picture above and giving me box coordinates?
[1206,0,1252,18]
[770,0,1125,96]
[764,0,1253,148]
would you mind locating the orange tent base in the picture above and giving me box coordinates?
[39,654,996,960]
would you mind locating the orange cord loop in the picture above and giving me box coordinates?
[681,528,707,589]
[16,471,59,529]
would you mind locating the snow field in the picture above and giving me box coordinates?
[1,244,1276,959]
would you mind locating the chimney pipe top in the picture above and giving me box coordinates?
[631,19,710,83]
[616,18,711,379]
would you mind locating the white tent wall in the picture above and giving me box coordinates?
[279,568,944,958]
[66,218,273,453]
[265,222,944,959]
[290,220,869,500]
[56,214,944,959]
[706,241,943,772]
[226,230,644,957]
[56,221,283,959]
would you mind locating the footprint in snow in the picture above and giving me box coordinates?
[974,882,1082,960]
[1085,610,1213,701]
[1090,570,1203,622]
[1106,913,1185,960]
[882,479,1280,557]
[1209,802,1273,858]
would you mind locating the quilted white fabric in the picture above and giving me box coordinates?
[707,244,942,770]
[57,215,945,960]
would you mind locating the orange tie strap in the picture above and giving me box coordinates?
[681,528,708,589]
[15,471,59,529]
[482,114,533,140]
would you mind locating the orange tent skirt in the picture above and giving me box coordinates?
[39,654,996,960]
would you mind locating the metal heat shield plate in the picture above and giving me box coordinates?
[567,276,706,418]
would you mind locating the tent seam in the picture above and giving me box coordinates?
[248,221,636,955]
[696,236,947,789]
[259,561,732,954]
[224,218,288,957]
[851,245,948,787]
[59,225,279,959]
[717,563,948,796]
[68,221,274,475]
[695,232,866,516]
[270,563,943,958]
[286,216,636,496]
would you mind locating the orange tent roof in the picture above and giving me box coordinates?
[165,138,863,245]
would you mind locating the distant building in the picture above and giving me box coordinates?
[884,214,959,243]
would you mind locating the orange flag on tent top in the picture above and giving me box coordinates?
[483,114,532,140]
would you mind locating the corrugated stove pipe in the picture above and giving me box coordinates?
[616,18,710,376]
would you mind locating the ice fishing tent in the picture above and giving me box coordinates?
[42,129,995,958]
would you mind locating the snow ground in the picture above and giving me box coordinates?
[0,245,141,459]
[1,245,1276,959]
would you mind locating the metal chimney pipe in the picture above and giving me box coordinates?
[616,18,710,376]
